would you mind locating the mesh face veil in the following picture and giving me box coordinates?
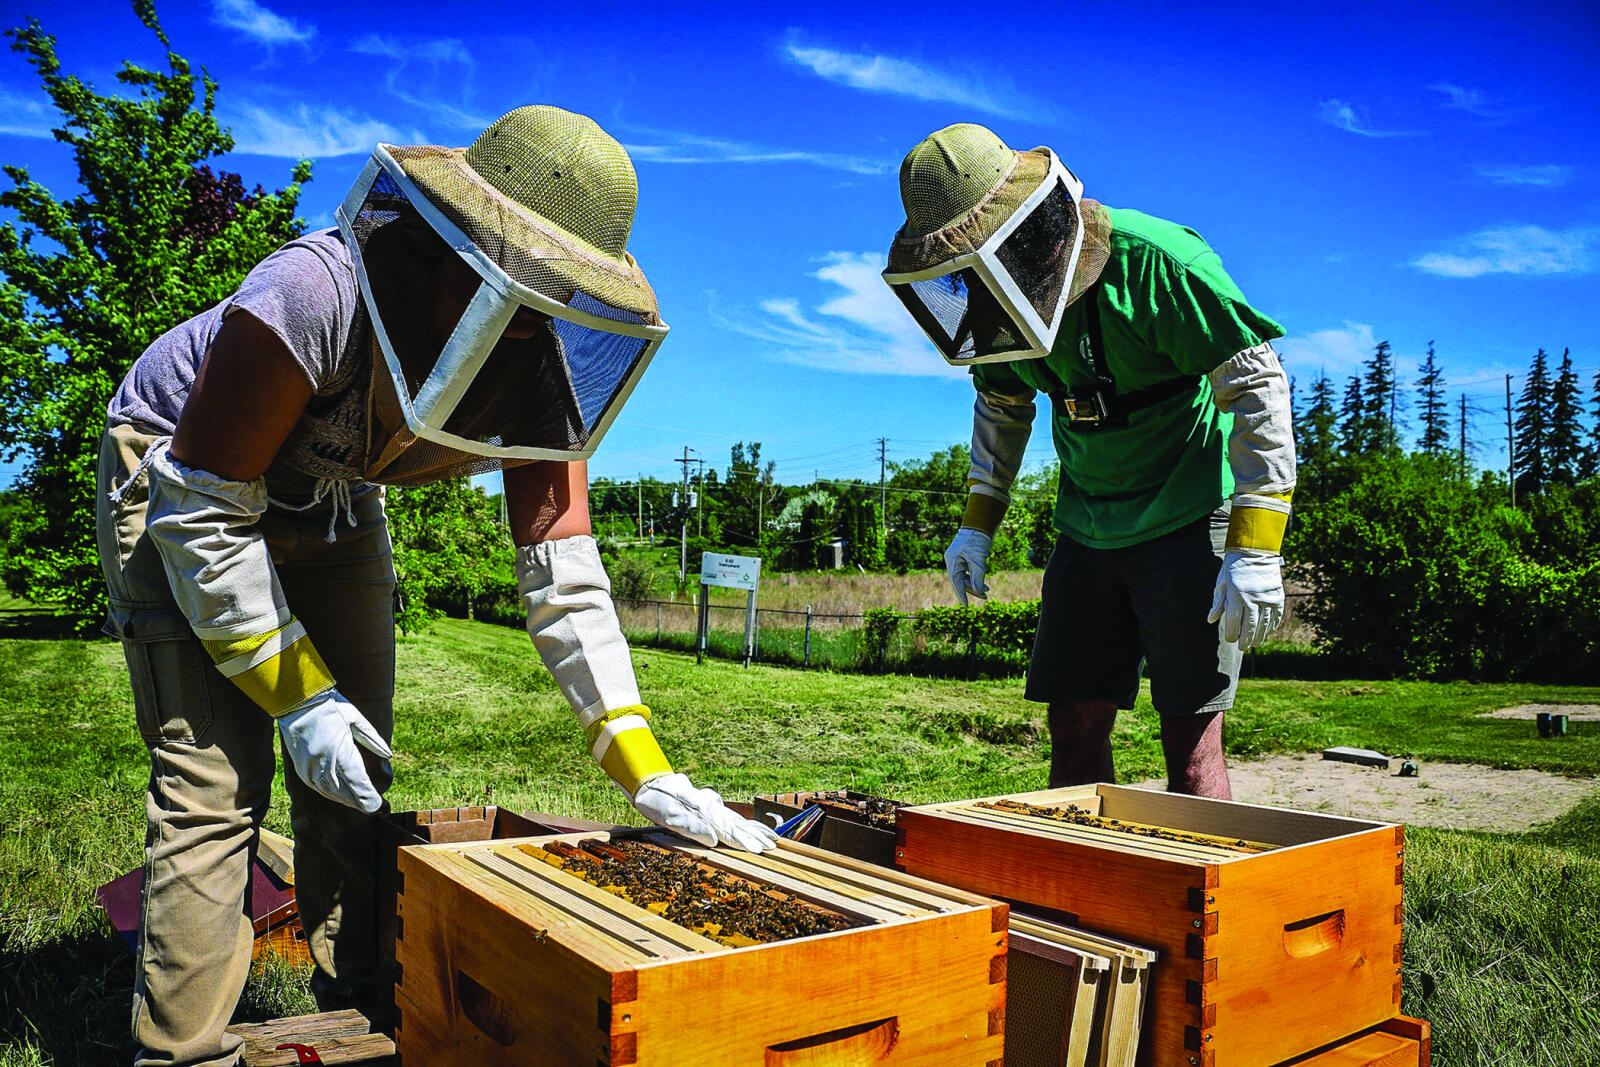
[336,114,668,480]
[884,127,1096,367]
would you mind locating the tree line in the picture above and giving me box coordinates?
[1288,339,1599,683]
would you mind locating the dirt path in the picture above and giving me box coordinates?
[1482,703,1600,721]
[1137,753,1598,833]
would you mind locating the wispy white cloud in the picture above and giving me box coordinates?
[211,0,314,47]
[713,252,961,378]
[1276,321,1380,375]
[226,103,422,157]
[1429,83,1528,123]
[783,36,1044,122]
[624,130,890,175]
[1475,164,1574,187]
[0,88,53,139]
[348,34,487,129]
[1318,99,1419,138]
[1413,225,1597,278]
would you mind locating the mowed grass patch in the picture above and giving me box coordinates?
[1404,803,1600,1065]
[2,615,1597,1065]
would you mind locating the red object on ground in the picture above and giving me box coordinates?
[275,1044,323,1064]
[96,859,299,954]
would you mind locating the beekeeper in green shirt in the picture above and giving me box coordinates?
[882,124,1296,797]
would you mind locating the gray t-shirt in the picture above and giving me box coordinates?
[107,228,373,502]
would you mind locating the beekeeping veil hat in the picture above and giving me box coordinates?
[882,123,1110,366]
[337,105,668,484]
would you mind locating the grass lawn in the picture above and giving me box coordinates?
[1,614,1595,1065]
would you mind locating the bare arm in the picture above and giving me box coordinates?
[171,310,313,479]
[505,460,593,545]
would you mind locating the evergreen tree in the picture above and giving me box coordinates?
[1547,348,1583,486]
[1295,373,1340,503]
[1456,393,1476,478]
[1337,376,1366,455]
[1584,366,1600,480]
[0,3,309,620]
[1360,341,1401,451]
[1513,349,1553,499]
[1415,342,1449,455]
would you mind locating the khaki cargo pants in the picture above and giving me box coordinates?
[96,424,396,1067]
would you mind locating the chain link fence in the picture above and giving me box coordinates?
[613,597,1017,676]
[613,590,1320,679]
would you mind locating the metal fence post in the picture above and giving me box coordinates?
[696,586,710,665]
[803,605,813,668]
[742,589,757,668]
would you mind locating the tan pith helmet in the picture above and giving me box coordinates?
[888,122,1110,308]
[389,105,660,324]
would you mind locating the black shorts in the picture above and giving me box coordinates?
[1025,508,1241,716]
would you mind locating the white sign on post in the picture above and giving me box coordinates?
[696,553,762,667]
[699,552,761,591]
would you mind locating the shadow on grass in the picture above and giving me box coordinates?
[0,925,134,1065]
[0,609,84,640]
[0,928,315,1064]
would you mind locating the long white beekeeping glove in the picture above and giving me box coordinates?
[517,535,777,853]
[947,389,1035,604]
[1206,343,1297,651]
[138,438,388,811]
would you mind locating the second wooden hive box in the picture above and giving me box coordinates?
[896,785,1405,1067]
[394,829,1008,1065]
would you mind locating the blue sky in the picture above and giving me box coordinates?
[1,0,1597,491]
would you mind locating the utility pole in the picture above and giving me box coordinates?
[636,478,643,542]
[877,437,888,533]
[696,459,705,538]
[675,447,697,588]
[1458,393,1467,478]
[1505,375,1516,508]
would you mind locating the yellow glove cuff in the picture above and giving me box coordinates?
[961,491,1007,537]
[1225,492,1294,553]
[202,617,335,717]
[587,705,673,795]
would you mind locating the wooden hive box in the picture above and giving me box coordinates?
[1275,1017,1429,1067]
[896,786,1405,1067]
[752,790,902,866]
[394,830,1008,1066]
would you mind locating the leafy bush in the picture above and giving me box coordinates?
[1290,453,1600,682]
[911,601,1040,658]
[608,555,657,603]
[861,607,902,667]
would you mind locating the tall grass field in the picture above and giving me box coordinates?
[1,611,1595,1066]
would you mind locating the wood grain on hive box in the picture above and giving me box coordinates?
[896,785,1405,1067]
[393,831,1008,1066]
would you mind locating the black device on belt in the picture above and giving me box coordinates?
[1050,295,1198,431]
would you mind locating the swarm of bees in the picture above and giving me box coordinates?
[533,838,864,947]
[977,799,1269,853]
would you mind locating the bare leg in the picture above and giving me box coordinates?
[1160,711,1231,798]
[1046,700,1119,787]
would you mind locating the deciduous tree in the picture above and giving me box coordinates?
[0,2,308,619]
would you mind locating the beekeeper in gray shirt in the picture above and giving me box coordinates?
[98,105,775,1067]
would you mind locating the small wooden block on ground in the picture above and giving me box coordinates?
[1322,747,1392,768]
[229,1009,395,1066]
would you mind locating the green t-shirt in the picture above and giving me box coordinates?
[972,206,1285,549]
